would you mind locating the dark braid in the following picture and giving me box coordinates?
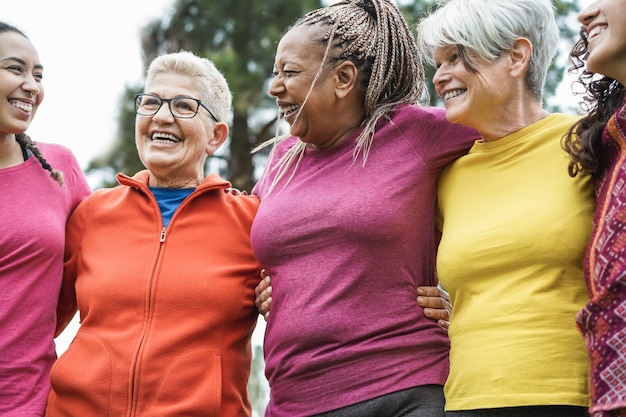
[15,133,65,187]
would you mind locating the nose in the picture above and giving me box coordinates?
[22,74,41,98]
[433,65,450,86]
[268,74,284,97]
[578,1,599,26]
[432,67,450,95]
[153,100,175,121]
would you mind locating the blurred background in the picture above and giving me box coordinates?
[5,0,592,414]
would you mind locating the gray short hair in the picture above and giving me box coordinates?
[417,0,559,101]
[146,50,232,123]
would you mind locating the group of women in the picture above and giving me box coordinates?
[2,0,625,416]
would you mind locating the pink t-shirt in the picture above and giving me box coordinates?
[0,142,90,416]
[251,105,479,416]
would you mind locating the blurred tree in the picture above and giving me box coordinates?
[398,0,580,108]
[248,343,268,417]
[86,0,323,190]
[86,0,580,189]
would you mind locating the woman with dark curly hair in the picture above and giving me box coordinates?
[562,1,626,416]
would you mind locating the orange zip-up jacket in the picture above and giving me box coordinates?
[46,170,261,417]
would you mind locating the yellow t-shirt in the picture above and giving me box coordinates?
[436,114,593,410]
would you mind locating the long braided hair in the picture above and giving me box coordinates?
[1,21,65,187]
[562,26,626,178]
[257,0,424,194]
[15,133,65,186]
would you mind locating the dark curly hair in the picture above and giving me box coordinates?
[562,26,626,178]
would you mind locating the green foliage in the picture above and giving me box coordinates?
[248,343,268,416]
[402,0,580,108]
[85,88,145,188]
[86,0,582,190]
[87,0,323,191]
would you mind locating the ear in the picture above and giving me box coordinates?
[509,37,532,78]
[205,122,229,155]
[334,60,359,99]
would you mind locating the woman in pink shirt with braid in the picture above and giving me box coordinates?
[0,21,90,416]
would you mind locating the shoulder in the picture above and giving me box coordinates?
[34,142,81,167]
[387,104,479,144]
[221,187,260,214]
[533,113,581,140]
[270,136,300,159]
[389,103,446,121]
[549,113,581,127]
[200,174,260,213]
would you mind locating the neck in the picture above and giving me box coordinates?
[0,134,25,168]
[477,101,549,143]
[148,173,203,188]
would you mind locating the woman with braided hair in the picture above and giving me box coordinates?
[251,0,478,415]
[0,21,90,415]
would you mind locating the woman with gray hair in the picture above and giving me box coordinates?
[45,50,261,416]
[417,0,593,416]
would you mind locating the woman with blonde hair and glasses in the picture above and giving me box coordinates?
[46,50,261,417]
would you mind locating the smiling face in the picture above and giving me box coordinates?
[0,31,44,139]
[432,44,513,133]
[579,0,626,84]
[135,72,227,188]
[268,24,361,149]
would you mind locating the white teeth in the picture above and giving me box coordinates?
[11,101,33,112]
[279,104,299,114]
[588,26,605,40]
[444,89,466,101]
[151,133,180,143]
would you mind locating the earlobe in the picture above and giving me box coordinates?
[206,122,229,155]
[335,61,359,99]
[509,37,532,77]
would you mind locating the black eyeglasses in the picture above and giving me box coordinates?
[133,93,219,122]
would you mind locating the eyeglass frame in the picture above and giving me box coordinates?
[133,93,219,122]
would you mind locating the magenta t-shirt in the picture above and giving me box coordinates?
[251,105,479,416]
[0,142,90,416]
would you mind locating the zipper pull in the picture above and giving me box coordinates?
[160,227,167,243]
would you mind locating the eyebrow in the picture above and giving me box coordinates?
[1,56,44,70]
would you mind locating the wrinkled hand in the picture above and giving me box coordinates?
[255,270,272,321]
[416,286,451,329]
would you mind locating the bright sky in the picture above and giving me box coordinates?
[5,0,176,186]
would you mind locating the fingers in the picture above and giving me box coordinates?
[417,285,440,297]
[255,272,271,296]
[421,306,451,321]
[438,286,451,303]
[417,285,452,328]
[416,286,450,310]
[255,271,272,321]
